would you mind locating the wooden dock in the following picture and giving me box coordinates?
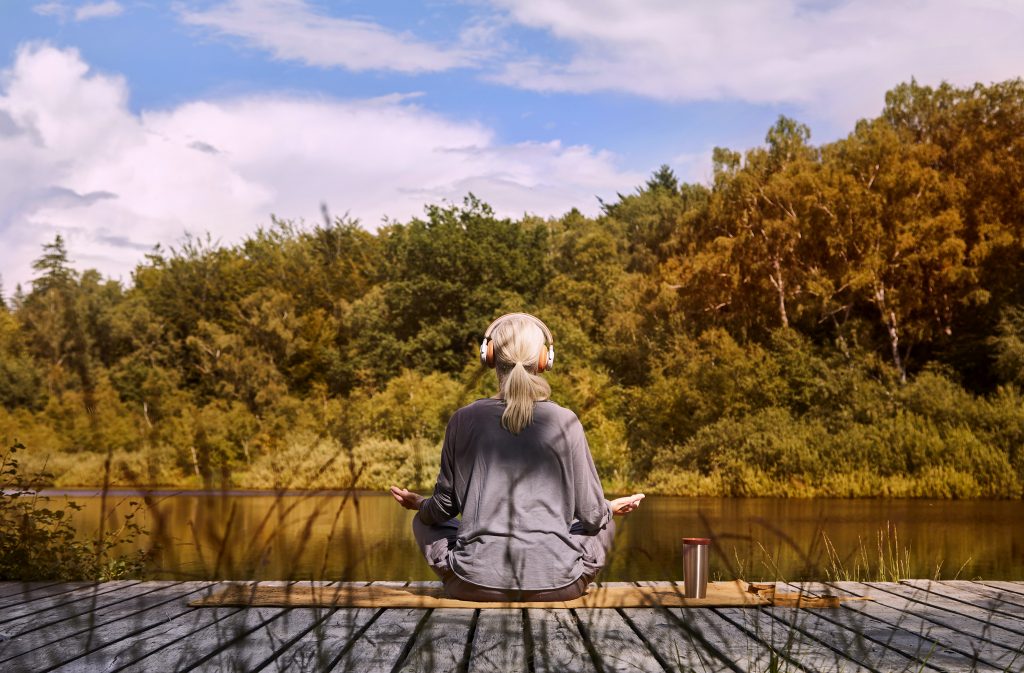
[0,580,1022,672]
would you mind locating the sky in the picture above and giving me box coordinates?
[1,0,1023,294]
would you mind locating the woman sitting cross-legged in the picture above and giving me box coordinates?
[390,313,644,602]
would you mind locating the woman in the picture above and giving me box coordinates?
[390,313,644,601]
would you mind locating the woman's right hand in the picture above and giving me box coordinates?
[609,493,645,516]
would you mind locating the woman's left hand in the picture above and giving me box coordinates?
[390,485,426,511]
[609,493,645,516]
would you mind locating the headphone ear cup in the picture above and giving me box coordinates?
[537,346,547,373]
[486,340,495,368]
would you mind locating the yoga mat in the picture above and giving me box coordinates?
[189,581,855,609]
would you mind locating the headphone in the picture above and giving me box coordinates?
[480,313,555,373]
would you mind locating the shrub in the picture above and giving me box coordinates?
[0,442,151,581]
[355,370,462,443]
[664,407,825,480]
[234,434,354,490]
[350,437,440,490]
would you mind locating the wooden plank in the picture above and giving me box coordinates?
[395,608,475,673]
[714,605,863,672]
[626,581,766,673]
[944,580,1024,611]
[0,581,142,625]
[189,581,364,667]
[329,607,429,672]
[189,607,331,672]
[527,607,598,673]
[0,583,83,606]
[618,606,736,673]
[866,581,1024,639]
[787,582,1008,672]
[467,608,526,673]
[256,579,380,672]
[155,581,339,673]
[52,606,244,673]
[825,581,1022,672]
[575,607,668,673]
[112,607,288,673]
[0,582,182,652]
[979,580,1024,598]
[0,582,57,599]
[773,582,945,673]
[901,580,1024,618]
[0,582,211,666]
[754,584,926,673]
[266,608,380,672]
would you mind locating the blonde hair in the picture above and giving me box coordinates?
[492,316,551,434]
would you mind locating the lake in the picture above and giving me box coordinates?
[47,490,1024,582]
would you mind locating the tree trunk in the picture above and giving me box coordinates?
[769,256,789,328]
[886,309,906,383]
[874,284,907,383]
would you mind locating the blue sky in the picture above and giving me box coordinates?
[1,0,1022,291]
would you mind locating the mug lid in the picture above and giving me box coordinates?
[682,537,711,545]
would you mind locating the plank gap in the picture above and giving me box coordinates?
[614,607,675,673]
[521,608,536,673]
[387,608,433,673]
[322,607,385,672]
[710,607,814,673]
[569,608,604,673]
[456,609,480,673]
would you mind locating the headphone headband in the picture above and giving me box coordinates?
[480,313,555,371]
[482,312,554,344]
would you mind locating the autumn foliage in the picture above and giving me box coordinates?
[2,80,1023,497]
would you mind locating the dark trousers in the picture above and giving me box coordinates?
[412,515,616,602]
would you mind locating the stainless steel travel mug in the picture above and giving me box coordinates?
[682,537,710,598]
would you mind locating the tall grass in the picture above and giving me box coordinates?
[823,521,914,583]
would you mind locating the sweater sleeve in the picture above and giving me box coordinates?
[417,412,460,526]
[570,415,613,532]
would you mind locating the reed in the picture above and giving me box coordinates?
[823,521,913,583]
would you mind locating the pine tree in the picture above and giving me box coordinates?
[645,164,679,194]
[32,235,77,294]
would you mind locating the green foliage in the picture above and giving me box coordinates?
[355,370,463,442]
[0,308,42,408]
[990,305,1024,386]
[356,195,550,378]
[0,442,151,580]
[4,79,1024,498]
[350,437,440,491]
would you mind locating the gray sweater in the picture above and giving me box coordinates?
[418,398,612,590]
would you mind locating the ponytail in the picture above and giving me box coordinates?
[492,317,551,434]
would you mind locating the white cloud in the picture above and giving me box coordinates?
[178,0,478,73]
[32,2,67,18]
[32,1,124,21]
[0,43,640,292]
[75,1,124,21]
[491,0,1024,125]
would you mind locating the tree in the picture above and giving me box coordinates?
[31,235,76,295]
[352,195,549,379]
[19,237,91,395]
[828,116,976,381]
[673,117,825,337]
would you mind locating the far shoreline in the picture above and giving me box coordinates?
[13,488,1024,501]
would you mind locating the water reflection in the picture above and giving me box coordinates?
[49,491,1024,581]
